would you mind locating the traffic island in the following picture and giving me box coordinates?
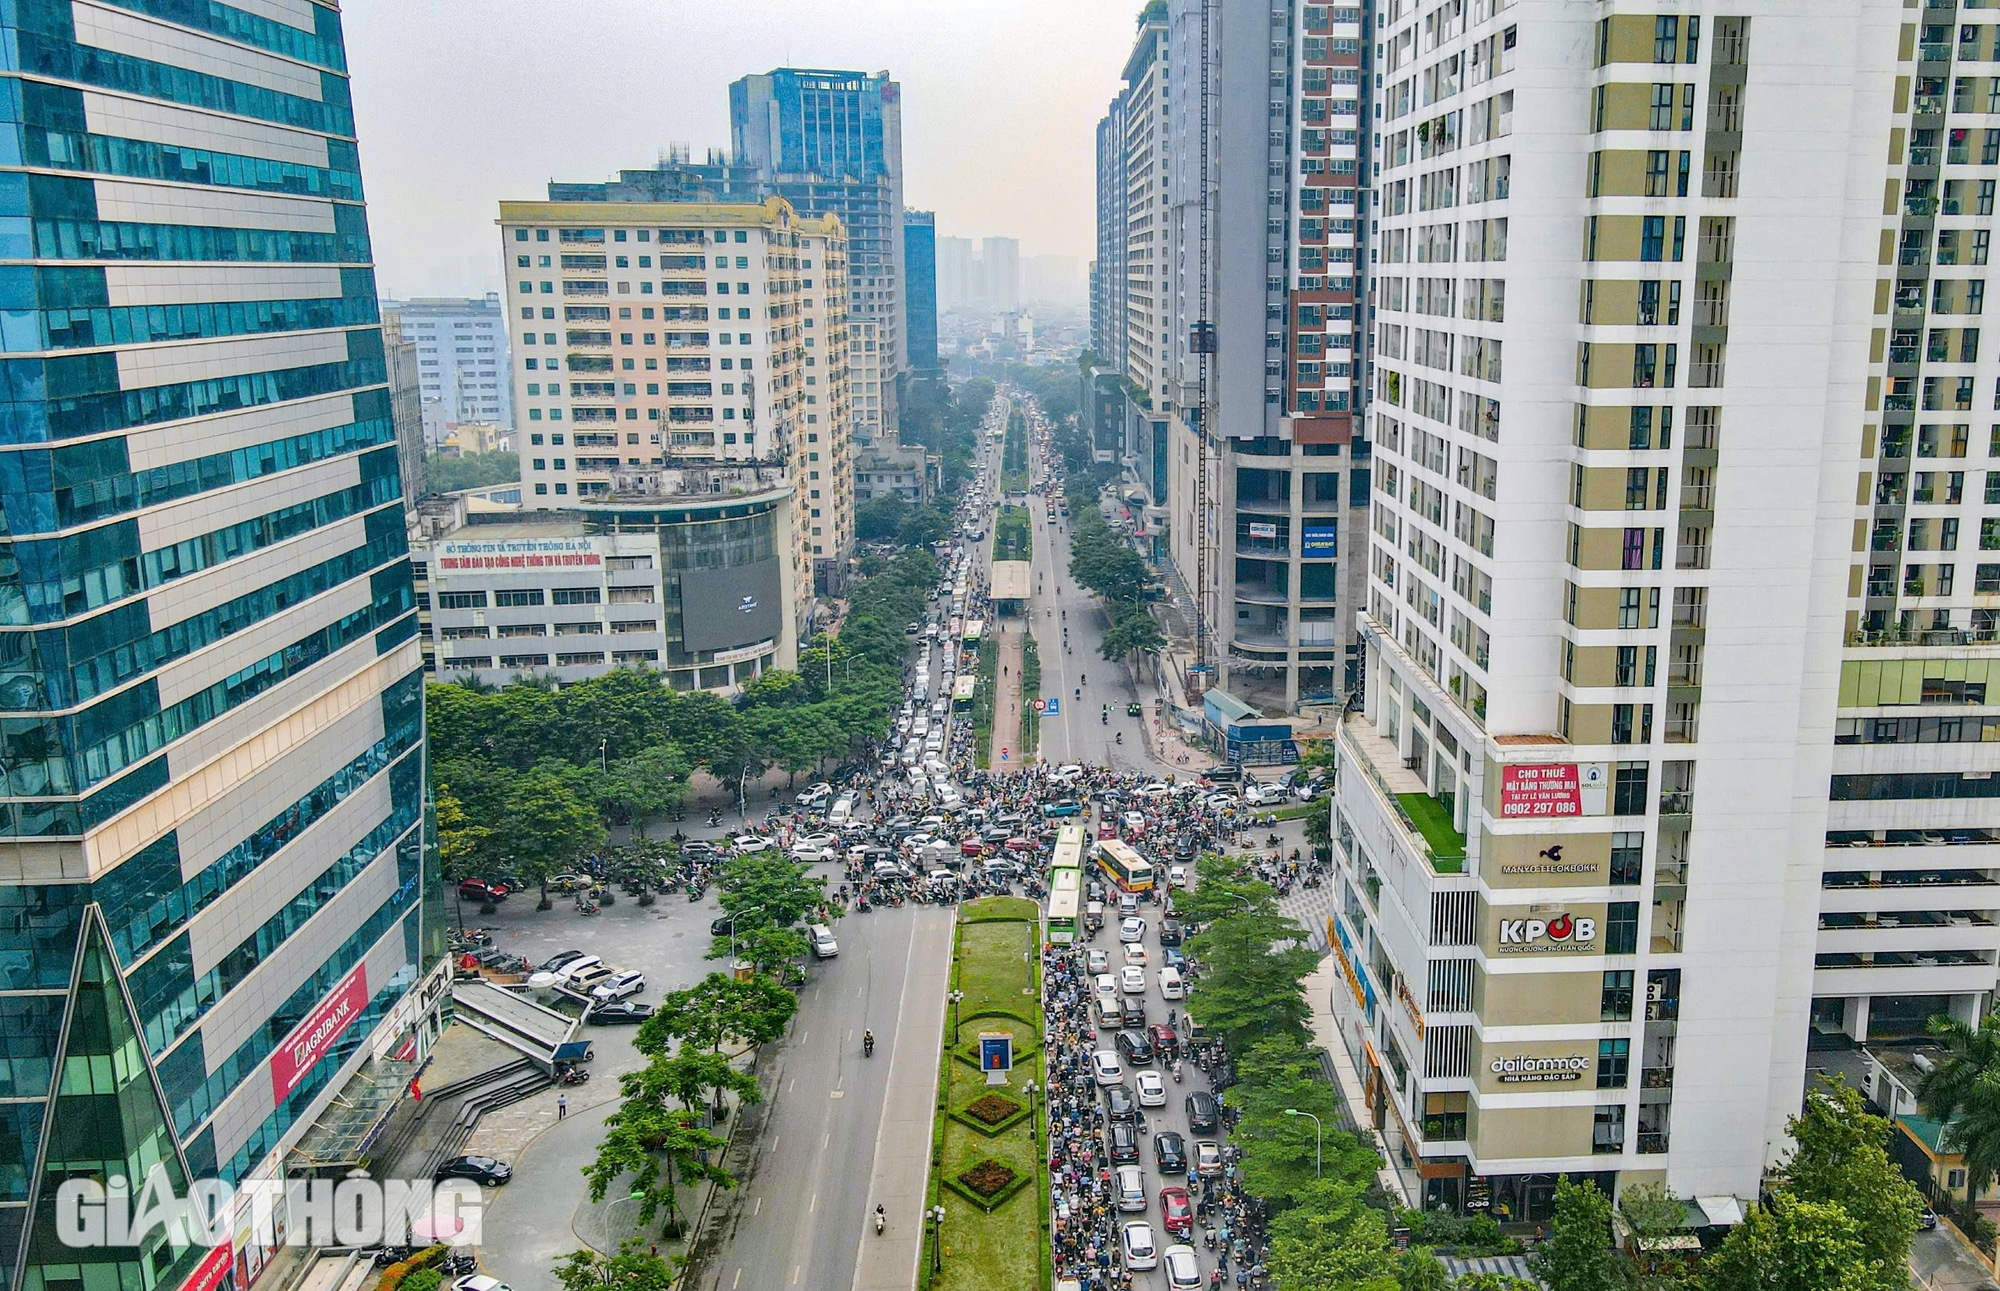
[922,897,1049,1290]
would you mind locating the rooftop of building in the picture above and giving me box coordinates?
[991,561,1032,600]
[498,194,810,230]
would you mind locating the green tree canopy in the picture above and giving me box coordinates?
[1528,1178,1632,1291]
[1702,1195,1866,1291]
[553,1242,680,1291]
[1264,1178,1400,1291]
[1183,908,1317,1055]
[1777,1079,1923,1291]
[636,971,798,1056]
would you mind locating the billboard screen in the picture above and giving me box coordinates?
[680,559,782,653]
[1302,526,1338,557]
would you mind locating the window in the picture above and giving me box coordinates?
[1642,216,1666,262]
[437,591,487,610]
[1612,703,1653,744]
[1601,970,1635,1021]
[494,589,545,607]
[1613,762,1650,815]
[551,588,602,605]
[1594,1104,1628,1154]
[1610,832,1644,884]
[1606,901,1641,954]
[1598,1039,1631,1088]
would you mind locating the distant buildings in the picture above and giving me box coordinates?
[935,235,1026,313]
[904,210,940,373]
[388,294,513,440]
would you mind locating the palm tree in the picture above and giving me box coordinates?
[1918,1009,2000,1204]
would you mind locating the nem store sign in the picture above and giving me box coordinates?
[271,965,368,1106]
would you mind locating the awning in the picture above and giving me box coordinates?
[1695,1195,1746,1226]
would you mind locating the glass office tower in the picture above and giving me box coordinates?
[0,5,441,1291]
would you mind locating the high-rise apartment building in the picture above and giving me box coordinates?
[903,209,940,373]
[980,237,1022,311]
[731,69,903,440]
[498,197,834,664]
[1124,3,1172,417]
[389,294,513,439]
[1094,89,1132,370]
[0,5,445,1289]
[1329,0,2000,1219]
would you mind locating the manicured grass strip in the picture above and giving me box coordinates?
[1396,791,1467,867]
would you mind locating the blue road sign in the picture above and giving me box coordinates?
[1044,697,1060,716]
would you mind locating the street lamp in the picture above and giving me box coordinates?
[947,989,966,1045]
[1283,1108,1323,1178]
[1024,1078,1040,1143]
[929,1204,947,1272]
[724,905,764,965]
[738,765,752,824]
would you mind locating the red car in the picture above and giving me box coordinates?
[1097,823,1119,841]
[960,839,985,857]
[1160,1186,1193,1239]
[458,879,510,901]
[1004,836,1036,853]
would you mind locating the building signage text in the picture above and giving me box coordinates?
[1489,1054,1589,1083]
[270,965,368,1106]
[437,538,604,573]
[1499,764,1582,818]
[1495,913,1597,953]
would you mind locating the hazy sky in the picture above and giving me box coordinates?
[344,0,1137,300]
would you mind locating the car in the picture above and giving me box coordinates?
[1120,998,1148,1029]
[1119,965,1147,995]
[1123,943,1149,967]
[797,831,838,851]
[1159,919,1183,947]
[586,1001,655,1025]
[1159,1184,1193,1235]
[731,835,772,854]
[1186,1090,1219,1134]
[1114,1165,1147,1213]
[1107,1120,1140,1163]
[546,871,592,893]
[1094,972,1120,997]
[796,783,834,808]
[1162,947,1188,971]
[1135,1070,1167,1107]
[1149,1023,1180,1060]
[1122,1221,1158,1272]
[435,1155,512,1186]
[1041,799,1084,817]
[556,955,604,983]
[1049,764,1084,782]
[1115,1030,1155,1066]
[873,859,913,881]
[1162,1243,1203,1289]
[1166,865,1189,888]
[458,879,509,901]
[453,1278,512,1291]
[1920,1206,1940,1232]
[1087,880,1106,903]
[565,963,614,993]
[1119,917,1147,943]
[1194,1140,1224,1177]
[538,949,585,973]
[1092,1050,1123,1085]
[1155,1132,1188,1175]
[1241,780,1279,806]
[1140,781,1173,799]
[709,916,739,936]
[682,840,718,859]
[591,970,645,1002]
[1086,948,1111,973]
[1104,1082,1136,1122]
[1118,893,1139,916]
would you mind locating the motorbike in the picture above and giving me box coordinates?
[559,1067,589,1085]
[864,1033,876,1057]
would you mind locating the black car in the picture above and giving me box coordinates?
[1159,919,1184,947]
[1121,1000,1147,1029]
[1162,948,1188,971]
[710,916,735,936]
[1104,1083,1137,1122]
[434,1155,512,1186]
[1154,1131,1188,1174]
[1107,1121,1141,1163]
[587,1001,656,1025]
[539,949,585,973]
[1186,1090,1219,1135]
[1115,1030,1155,1066]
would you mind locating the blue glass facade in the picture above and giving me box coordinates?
[0,4,438,1288]
[903,210,937,373]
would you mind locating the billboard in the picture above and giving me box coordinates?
[1302,526,1339,557]
[271,963,368,1105]
[679,558,782,653]
[436,536,604,572]
[1498,764,1582,817]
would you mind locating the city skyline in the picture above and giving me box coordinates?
[345,0,1135,300]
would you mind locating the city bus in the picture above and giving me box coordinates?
[1095,838,1154,893]
[953,675,978,712]
[1046,870,1081,946]
[1050,823,1086,873]
[963,620,985,647]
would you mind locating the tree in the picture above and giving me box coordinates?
[427,450,519,492]
[553,1242,680,1291]
[1265,1178,1399,1291]
[583,1102,731,1231]
[1621,1184,1698,1291]
[1396,1249,1452,1291]
[898,507,949,549]
[1099,607,1165,663]
[721,924,811,978]
[636,971,798,1057]
[1920,1009,2000,1207]
[1529,1178,1632,1291]
[854,493,912,541]
[628,1046,761,1120]
[1172,853,1280,929]
[1778,1079,1923,1291]
[715,855,827,935]
[599,743,692,837]
[501,768,608,906]
[1226,1034,1379,1206]
[1702,1195,1866,1291]
[1182,909,1317,1054]
[433,785,491,880]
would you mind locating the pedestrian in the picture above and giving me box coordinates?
[557,1092,568,1120]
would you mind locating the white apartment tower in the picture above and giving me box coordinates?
[1329,0,2000,1220]
[1126,5,1174,414]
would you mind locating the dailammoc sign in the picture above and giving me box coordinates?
[1489,1054,1590,1084]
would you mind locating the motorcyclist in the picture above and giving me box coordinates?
[863,1029,875,1056]
[874,1204,885,1234]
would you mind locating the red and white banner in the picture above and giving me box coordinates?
[179,1242,233,1291]
[270,965,367,1106]
[1498,764,1582,818]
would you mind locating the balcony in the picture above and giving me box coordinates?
[1338,713,1466,873]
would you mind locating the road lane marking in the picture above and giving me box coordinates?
[791,1266,801,1284]
[787,1078,794,1092]
[732,1270,742,1289]
[754,1197,762,1217]
[830,1089,844,1099]
[810,1193,817,1213]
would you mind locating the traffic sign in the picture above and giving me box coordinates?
[1044,697,1060,716]
[1032,699,1046,713]
[1001,748,1010,761]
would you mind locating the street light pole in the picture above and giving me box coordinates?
[1283,1108,1323,1178]
[726,905,764,966]
[930,1204,947,1272]
[948,989,965,1046]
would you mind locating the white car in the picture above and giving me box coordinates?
[1094,973,1120,998]
[1120,966,1147,995]
[731,835,771,854]
[1167,865,1189,888]
[1122,1221,1158,1271]
[1119,917,1147,943]
[789,844,835,864]
[796,831,838,851]
[1162,1245,1202,1290]
[1123,944,1149,967]
[1194,1140,1224,1176]
[590,970,645,1002]
[1114,1164,1147,1212]
[1092,1050,1123,1086]
[556,955,603,983]
[1049,763,1084,782]
[1241,781,1278,806]
[923,757,951,778]
[797,783,833,808]
[1135,1070,1166,1107]
[1140,781,1173,799]
[1086,948,1111,973]
[455,1277,513,1291]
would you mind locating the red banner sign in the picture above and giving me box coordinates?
[1499,764,1581,818]
[271,965,368,1106]
[179,1242,233,1291]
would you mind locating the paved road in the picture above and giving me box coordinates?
[692,901,950,1291]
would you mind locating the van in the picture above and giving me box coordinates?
[809,924,839,959]
[1085,901,1105,931]
[828,796,855,826]
[1158,967,1184,1000]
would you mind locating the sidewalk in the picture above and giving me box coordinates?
[991,626,1025,771]
[849,909,955,1291]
